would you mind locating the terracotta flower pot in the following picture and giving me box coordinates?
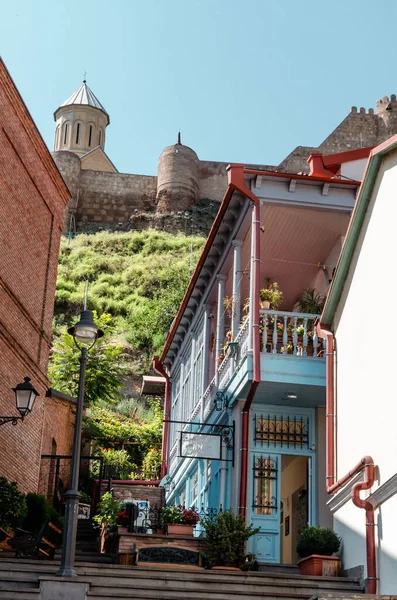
[212,565,241,571]
[297,554,341,577]
[117,526,128,534]
[260,300,270,309]
[167,523,194,537]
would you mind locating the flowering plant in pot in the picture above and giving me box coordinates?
[117,509,129,533]
[201,510,260,570]
[161,505,199,536]
[259,282,283,310]
[296,526,341,576]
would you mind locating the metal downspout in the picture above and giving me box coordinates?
[153,356,171,479]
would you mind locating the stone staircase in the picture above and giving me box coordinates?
[0,558,366,600]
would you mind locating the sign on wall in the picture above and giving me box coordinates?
[180,431,222,460]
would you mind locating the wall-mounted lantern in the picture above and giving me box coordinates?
[0,377,39,426]
[214,391,229,412]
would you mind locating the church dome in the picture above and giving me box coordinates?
[53,80,109,156]
[55,81,109,125]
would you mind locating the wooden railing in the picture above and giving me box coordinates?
[259,310,325,357]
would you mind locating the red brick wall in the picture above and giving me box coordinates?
[101,483,165,507]
[0,59,69,493]
[38,394,76,500]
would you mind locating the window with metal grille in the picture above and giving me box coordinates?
[253,455,278,515]
[254,414,309,449]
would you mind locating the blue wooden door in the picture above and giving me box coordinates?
[248,452,281,563]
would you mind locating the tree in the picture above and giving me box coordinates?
[49,313,129,405]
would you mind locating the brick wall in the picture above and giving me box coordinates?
[101,483,165,507]
[118,531,202,554]
[0,59,69,493]
[38,390,76,501]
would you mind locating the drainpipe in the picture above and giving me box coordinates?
[316,322,377,594]
[153,356,171,479]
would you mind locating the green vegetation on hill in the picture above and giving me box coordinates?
[54,229,205,370]
[50,229,205,479]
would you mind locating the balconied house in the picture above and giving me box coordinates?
[155,153,367,567]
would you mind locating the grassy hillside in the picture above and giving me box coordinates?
[54,229,206,371]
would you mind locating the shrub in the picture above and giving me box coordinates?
[21,493,63,535]
[296,526,341,558]
[201,510,260,568]
[0,477,27,531]
[93,492,123,528]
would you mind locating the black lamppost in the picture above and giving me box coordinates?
[57,310,103,578]
[0,377,39,426]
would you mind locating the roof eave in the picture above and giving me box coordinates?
[321,135,397,326]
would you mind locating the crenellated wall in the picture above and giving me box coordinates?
[53,92,397,236]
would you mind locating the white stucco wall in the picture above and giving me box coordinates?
[333,148,397,594]
[341,158,368,182]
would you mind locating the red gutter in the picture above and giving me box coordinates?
[316,322,377,594]
[153,356,171,479]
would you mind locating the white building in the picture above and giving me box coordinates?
[319,135,397,594]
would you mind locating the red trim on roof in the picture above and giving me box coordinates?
[244,167,360,185]
[322,146,373,168]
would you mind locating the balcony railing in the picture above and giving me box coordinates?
[260,310,325,358]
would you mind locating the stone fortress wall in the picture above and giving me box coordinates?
[52,93,397,237]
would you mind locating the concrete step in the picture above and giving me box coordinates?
[0,588,39,599]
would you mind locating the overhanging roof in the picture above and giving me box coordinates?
[321,134,397,325]
[160,164,360,370]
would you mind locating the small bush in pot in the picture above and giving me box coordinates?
[296,526,341,576]
[201,509,260,569]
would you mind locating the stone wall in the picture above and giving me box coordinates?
[76,170,157,230]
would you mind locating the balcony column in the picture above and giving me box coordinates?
[215,274,227,382]
[231,239,243,340]
[186,333,198,421]
[201,305,212,422]
[248,205,257,352]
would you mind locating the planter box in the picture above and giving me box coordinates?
[297,554,341,577]
[117,526,128,534]
[167,524,194,537]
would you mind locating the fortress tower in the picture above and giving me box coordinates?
[156,134,199,213]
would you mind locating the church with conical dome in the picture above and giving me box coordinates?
[52,80,397,236]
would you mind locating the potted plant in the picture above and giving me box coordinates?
[117,509,129,533]
[298,287,325,315]
[223,330,239,358]
[93,492,123,552]
[259,282,283,310]
[296,526,341,576]
[201,509,260,570]
[161,505,199,536]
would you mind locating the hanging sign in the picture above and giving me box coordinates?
[179,431,222,460]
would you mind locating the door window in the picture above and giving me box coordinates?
[253,455,278,515]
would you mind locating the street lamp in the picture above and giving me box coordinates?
[57,310,103,578]
[0,377,39,426]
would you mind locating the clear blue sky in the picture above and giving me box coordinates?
[2,0,397,175]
